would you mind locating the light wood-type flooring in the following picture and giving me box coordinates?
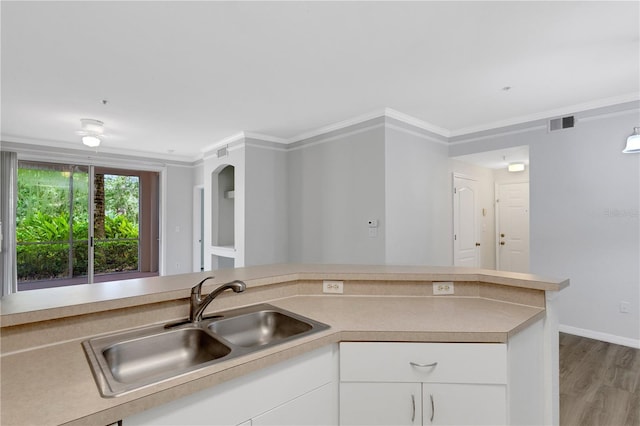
[560,333,640,426]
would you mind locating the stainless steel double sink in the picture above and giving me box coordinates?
[82,304,330,397]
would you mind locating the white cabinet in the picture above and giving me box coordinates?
[341,382,422,425]
[252,382,337,426]
[124,320,544,426]
[341,382,506,426]
[339,342,516,426]
[339,321,545,426]
[422,383,506,425]
[124,345,338,426]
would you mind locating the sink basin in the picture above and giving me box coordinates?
[84,326,232,396]
[103,328,231,383]
[208,309,313,347]
[83,303,329,397]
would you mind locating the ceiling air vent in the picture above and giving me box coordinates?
[548,115,575,132]
[217,146,229,158]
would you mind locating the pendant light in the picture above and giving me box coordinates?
[622,127,640,153]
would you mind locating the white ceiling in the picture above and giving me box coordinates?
[2,1,638,162]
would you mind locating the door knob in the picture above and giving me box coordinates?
[500,241,505,245]
[500,233,505,238]
[475,242,481,247]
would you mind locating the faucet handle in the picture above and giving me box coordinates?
[192,276,215,296]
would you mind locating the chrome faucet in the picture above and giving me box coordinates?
[189,276,246,323]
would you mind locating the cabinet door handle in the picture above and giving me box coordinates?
[409,361,438,368]
[411,394,416,423]
[430,394,435,422]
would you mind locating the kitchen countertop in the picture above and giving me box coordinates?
[0,264,567,425]
[0,263,568,326]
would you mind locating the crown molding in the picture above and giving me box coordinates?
[10,95,638,163]
[203,107,450,153]
[385,123,450,146]
[384,108,451,137]
[286,109,386,143]
[200,132,247,156]
[0,135,197,165]
[243,132,288,144]
[449,92,640,137]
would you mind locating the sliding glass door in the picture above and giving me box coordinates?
[93,171,140,277]
[16,161,158,291]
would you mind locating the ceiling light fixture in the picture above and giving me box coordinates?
[622,127,640,153]
[78,118,104,148]
[508,162,525,172]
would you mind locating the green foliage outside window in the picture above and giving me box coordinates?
[17,166,141,282]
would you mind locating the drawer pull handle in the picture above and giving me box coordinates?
[409,361,438,368]
[411,394,416,422]
[430,394,435,422]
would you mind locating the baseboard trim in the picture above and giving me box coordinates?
[559,324,640,349]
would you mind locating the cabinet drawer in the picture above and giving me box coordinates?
[340,342,506,384]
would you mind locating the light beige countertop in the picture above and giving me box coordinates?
[0,264,568,426]
[0,263,568,326]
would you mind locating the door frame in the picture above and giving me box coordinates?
[192,184,204,272]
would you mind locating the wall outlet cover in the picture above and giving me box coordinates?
[323,280,344,294]
[433,282,455,295]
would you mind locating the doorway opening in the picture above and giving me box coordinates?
[450,146,530,273]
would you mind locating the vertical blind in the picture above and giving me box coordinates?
[1,151,18,296]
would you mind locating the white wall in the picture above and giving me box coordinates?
[203,143,246,269]
[493,166,529,184]
[385,125,451,265]
[449,159,496,269]
[287,122,386,264]
[450,106,640,346]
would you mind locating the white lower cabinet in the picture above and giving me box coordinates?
[252,381,337,425]
[340,382,506,426]
[339,338,542,426]
[341,382,422,425]
[124,345,338,426]
[421,383,506,425]
[123,321,544,426]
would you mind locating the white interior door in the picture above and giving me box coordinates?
[496,182,530,273]
[453,175,480,267]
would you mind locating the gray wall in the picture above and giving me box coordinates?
[163,165,195,275]
[450,105,640,344]
[287,123,386,264]
[244,142,289,266]
[385,125,451,265]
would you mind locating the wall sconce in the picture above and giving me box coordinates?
[622,127,640,153]
[78,119,104,148]
[508,162,525,172]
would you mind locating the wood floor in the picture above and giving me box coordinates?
[560,333,640,426]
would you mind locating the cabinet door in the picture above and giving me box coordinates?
[422,383,506,425]
[340,382,421,426]
[124,345,337,426]
[252,382,337,426]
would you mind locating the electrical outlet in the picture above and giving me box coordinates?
[433,282,454,295]
[323,280,344,294]
[620,301,630,314]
